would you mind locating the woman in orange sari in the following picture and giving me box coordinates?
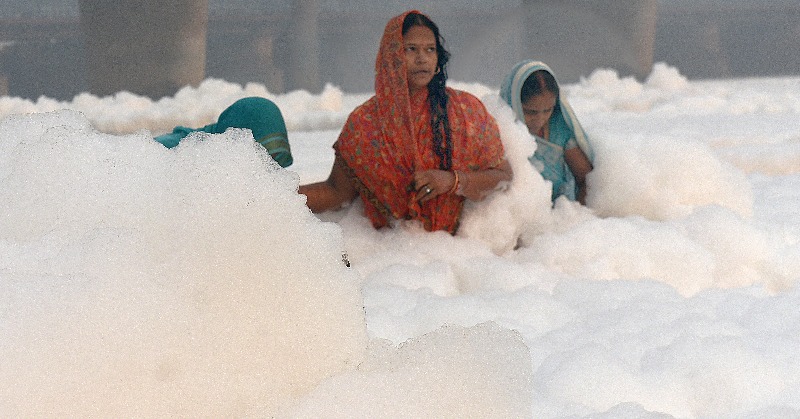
[299,10,511,234]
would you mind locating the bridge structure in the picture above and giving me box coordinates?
[1,1,798,100]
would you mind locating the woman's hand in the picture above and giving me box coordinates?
[413,169,456,203]
[413,160,513,203]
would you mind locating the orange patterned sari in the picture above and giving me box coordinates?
[334,10,505,233]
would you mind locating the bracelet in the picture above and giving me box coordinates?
[448,170,460,195]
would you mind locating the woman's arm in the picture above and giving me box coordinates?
[298,155,358,213]
[413,160,513,204]
[564,147,593,205]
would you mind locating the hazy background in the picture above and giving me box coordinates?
[1,0,799,100]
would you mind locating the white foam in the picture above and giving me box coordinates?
[2,63,800,416]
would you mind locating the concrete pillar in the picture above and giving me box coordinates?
[285,0,322,92]
[78,0,208,99]
[255,34,285,93]
[610,0,659,79]
[697,20,731,78]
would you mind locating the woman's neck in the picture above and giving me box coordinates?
[537,123,549,139]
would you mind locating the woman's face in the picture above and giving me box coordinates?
[403,25,438,94]
[522,91,556,135]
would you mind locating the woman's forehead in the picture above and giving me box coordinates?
[403,25,435,43]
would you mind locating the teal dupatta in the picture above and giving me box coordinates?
[155,97,293,167]
[500,61,593,201]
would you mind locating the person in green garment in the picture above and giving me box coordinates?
[155,96,293,167]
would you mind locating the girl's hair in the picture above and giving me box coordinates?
[403,12,453,170]
[520,70,559,103]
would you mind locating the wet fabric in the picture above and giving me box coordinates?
[154,96,292,167]
[500,60,593,201]
[334,10,505,233]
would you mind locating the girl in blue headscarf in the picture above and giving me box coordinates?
[500,61,593,204]
[155,96,293,167]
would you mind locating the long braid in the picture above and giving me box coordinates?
[429,66,452,170]
[403,13,453,170]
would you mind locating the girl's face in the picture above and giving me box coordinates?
[403,25,438,94]
[521,91,556,135]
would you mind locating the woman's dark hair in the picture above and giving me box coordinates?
[520,70,560,103]
[403,12,453,170]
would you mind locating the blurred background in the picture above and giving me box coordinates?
[1,0,799,100]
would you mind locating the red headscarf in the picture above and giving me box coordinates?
[334,10,505,233]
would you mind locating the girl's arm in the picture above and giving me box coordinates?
[564,147,593,204]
